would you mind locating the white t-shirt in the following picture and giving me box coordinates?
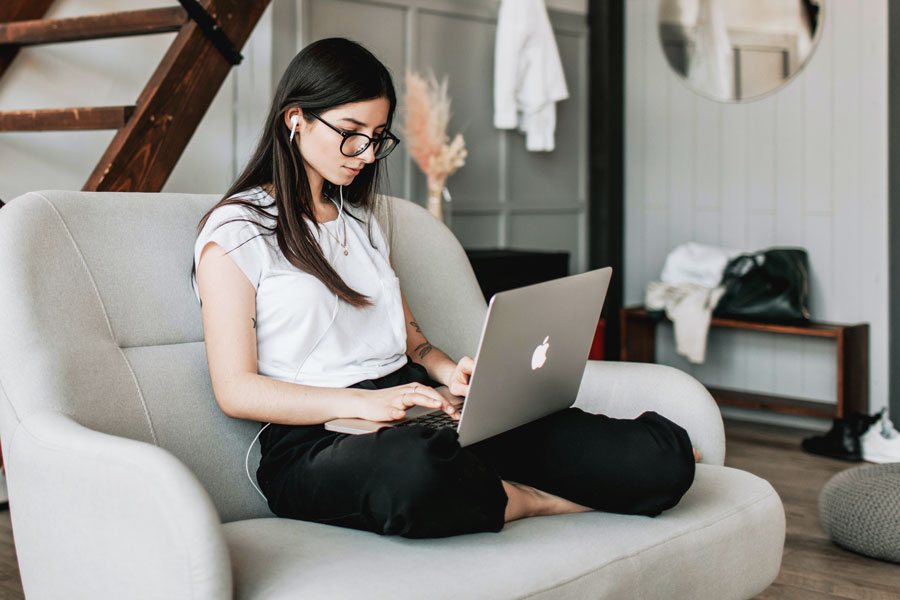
[193,187,408,388]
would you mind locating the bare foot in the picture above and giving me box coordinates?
[693,448,701,463]
[502,480,592,523]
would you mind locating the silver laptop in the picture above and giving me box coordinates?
[325,267,612,446]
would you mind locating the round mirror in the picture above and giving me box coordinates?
[658,0,823,102]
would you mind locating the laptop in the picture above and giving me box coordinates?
[325,267,612,446]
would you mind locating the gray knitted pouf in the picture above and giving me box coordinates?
[819,463,900,564]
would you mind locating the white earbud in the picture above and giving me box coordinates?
[289,114,300,143]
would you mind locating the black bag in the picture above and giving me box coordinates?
[713,247,811,323]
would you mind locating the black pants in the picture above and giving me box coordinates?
[257,361,696,538]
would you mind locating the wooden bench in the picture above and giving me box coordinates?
[620,307,869,419]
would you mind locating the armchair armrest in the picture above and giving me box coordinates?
[573,361,726,465]
[6,411,231,600]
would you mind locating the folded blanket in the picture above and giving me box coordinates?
[661,242,741,288]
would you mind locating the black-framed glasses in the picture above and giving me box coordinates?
[308,112,400,160]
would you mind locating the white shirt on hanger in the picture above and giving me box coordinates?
[493,0,569,152]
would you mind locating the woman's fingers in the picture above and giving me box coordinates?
[381,384,462,421]
[416,385,461,419]
[447,356,474,397]
[434,396,458,419]
[364,387,441,421]
[392,384,443,410]
[457,356,475,374]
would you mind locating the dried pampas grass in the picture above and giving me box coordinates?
[401,70,467,221]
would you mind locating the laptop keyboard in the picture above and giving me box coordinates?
[396,411,459,430]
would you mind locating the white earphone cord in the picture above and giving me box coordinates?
[246,423,271,500]
[243,187,343,501]
[333,184,344,218]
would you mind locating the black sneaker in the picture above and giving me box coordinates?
[801,412,879,462]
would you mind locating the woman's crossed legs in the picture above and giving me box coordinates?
[259,408,696,538]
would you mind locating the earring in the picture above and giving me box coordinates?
[289,114,300,143]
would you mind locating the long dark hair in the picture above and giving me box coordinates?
[194,38,397,307]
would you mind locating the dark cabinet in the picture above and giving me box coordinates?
[464,249,569,302]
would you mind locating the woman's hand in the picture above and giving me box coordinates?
[357,383,460,422]
[446,356,474,398]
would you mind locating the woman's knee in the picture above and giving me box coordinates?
[259,426,456,526]
[655,445,696,508]
[371,427,456,499]
[366,427,505,537]
[365,428,463,533]
[637,412,696,512]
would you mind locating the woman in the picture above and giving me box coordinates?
[193,38,696,538]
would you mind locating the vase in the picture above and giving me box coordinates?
[426,176,450,224]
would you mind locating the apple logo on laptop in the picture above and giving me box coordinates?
[531,336,550,370]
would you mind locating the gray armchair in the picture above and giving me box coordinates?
[0,190,784,599]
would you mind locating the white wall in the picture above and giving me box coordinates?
[0,0,274,201]
[625,0,889,425]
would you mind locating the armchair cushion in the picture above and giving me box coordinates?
[222,465,782,599]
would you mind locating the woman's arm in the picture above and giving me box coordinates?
[401,294,474,400]
[197,242,446,424]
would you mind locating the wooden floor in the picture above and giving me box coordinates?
[723,419,900,599]
[0,420,897,598]
[0,499,19,600]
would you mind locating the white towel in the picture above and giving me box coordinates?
[646,281,726,364]
[494,0,569,152]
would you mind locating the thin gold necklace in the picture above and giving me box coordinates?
[323,196,348,255]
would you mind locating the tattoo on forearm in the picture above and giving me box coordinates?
[252,317,257,329]
[410,321,433,358]
[415,341,434,359]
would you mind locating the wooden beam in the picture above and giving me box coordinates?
[0,1,57,30]
[0,7,188,47]
[0,0,56,80]
[84,0,272,192]
[0,106,135,131]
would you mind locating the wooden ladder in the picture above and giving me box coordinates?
[0,0,271,192]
